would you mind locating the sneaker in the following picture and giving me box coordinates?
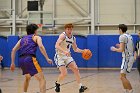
[128,89,133,93]
[55,82,60,92]
[79,86,88,93]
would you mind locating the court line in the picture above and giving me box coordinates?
[45,73,99,91]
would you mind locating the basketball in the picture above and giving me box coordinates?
[82,49,92,60]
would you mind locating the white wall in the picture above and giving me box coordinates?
[0,0,140,35]
[97,0,139,34]
[99,0,135,24]
[136,0,140,24]
[0,0,11,9]
[0,0,11,18]
[43,0,89,24]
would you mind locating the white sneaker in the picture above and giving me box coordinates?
[123,89,128,93]
[128,89,133,93]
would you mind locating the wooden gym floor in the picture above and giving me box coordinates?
[0,68,140,93]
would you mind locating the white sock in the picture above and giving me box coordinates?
[123,89,128,93]
[128,89,133,93]
[79,83,82,88]
[56,81,60,84]
[23,92,27,93]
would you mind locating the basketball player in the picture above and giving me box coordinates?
[54,23,88,93]
[134,30,140,75]
[111,24,134,93]
[10,24,53,93]
[0,55,3,69]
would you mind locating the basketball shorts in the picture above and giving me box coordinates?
[121,56,134,74]
[54,54,74,67]
[19,56,42,76]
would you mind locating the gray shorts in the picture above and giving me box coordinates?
[54,54,74,67]
[120,56,134,74]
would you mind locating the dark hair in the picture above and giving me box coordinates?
[64,23,73,29]
[118,24,127,33]
[26,24,38,35]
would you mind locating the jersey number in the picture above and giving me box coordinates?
[67,44,70,49]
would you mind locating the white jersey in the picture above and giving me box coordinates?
[55,32,75,56]
[119,33,134,57]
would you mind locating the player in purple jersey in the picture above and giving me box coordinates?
[10,24,53,93]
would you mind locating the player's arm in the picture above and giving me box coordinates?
[111,35,125,52]
[72,38,84,53]
[36,36,52,64]
[111,42,124,52]
[134,42,138,60]
[55,34,69,54]
[134,51,137,60]
[10,39,21,71]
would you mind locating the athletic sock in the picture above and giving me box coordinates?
[56,81,60,84]
[123,89,128,93]
[79,83,82,89]
[128,89,133,93]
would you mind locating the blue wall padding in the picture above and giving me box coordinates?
[98,35,122,68]
[87,35,98,68]
[7,36,19,67]
[0,36,8,67]
[0,35,138,68]
[71,35,87,67]
[36,36,58,67]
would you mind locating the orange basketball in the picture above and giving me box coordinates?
[82,49,92,60]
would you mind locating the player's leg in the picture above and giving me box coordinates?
[120,57,133,93]
[68,62,81,84]
[138,60,140,75]
[68,62,87,93]
[34,72,46,93]
[54,54,68,92]
[55,66,67,92]
[0,61,4,70]
[136,56,140,75]
[57,66,67,83]
[31,57,46,93]
[23,74,31,92]
[120,73,132,90]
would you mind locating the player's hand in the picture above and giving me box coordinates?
[110,46,116,51]
[116,43,120,48]
[47,59,53,65]
[64,51,71,57]
[0,56,3,62]
[82,49,88,53]
[10,63,15,72]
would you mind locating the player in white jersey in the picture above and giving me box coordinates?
[111,24,134,93]
[54,23,87,93]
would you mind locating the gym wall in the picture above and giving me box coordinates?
[0,35,137,68]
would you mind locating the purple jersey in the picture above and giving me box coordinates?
[19,34,42,76]
[19,34,37,56]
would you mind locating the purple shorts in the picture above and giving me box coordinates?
[19,56,42,76]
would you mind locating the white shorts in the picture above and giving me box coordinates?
[120,56,134,74]
[54,54,74,67]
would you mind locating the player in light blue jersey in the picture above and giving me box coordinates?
[111,24,134,93]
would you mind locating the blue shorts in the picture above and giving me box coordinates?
[19,56,42,76]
